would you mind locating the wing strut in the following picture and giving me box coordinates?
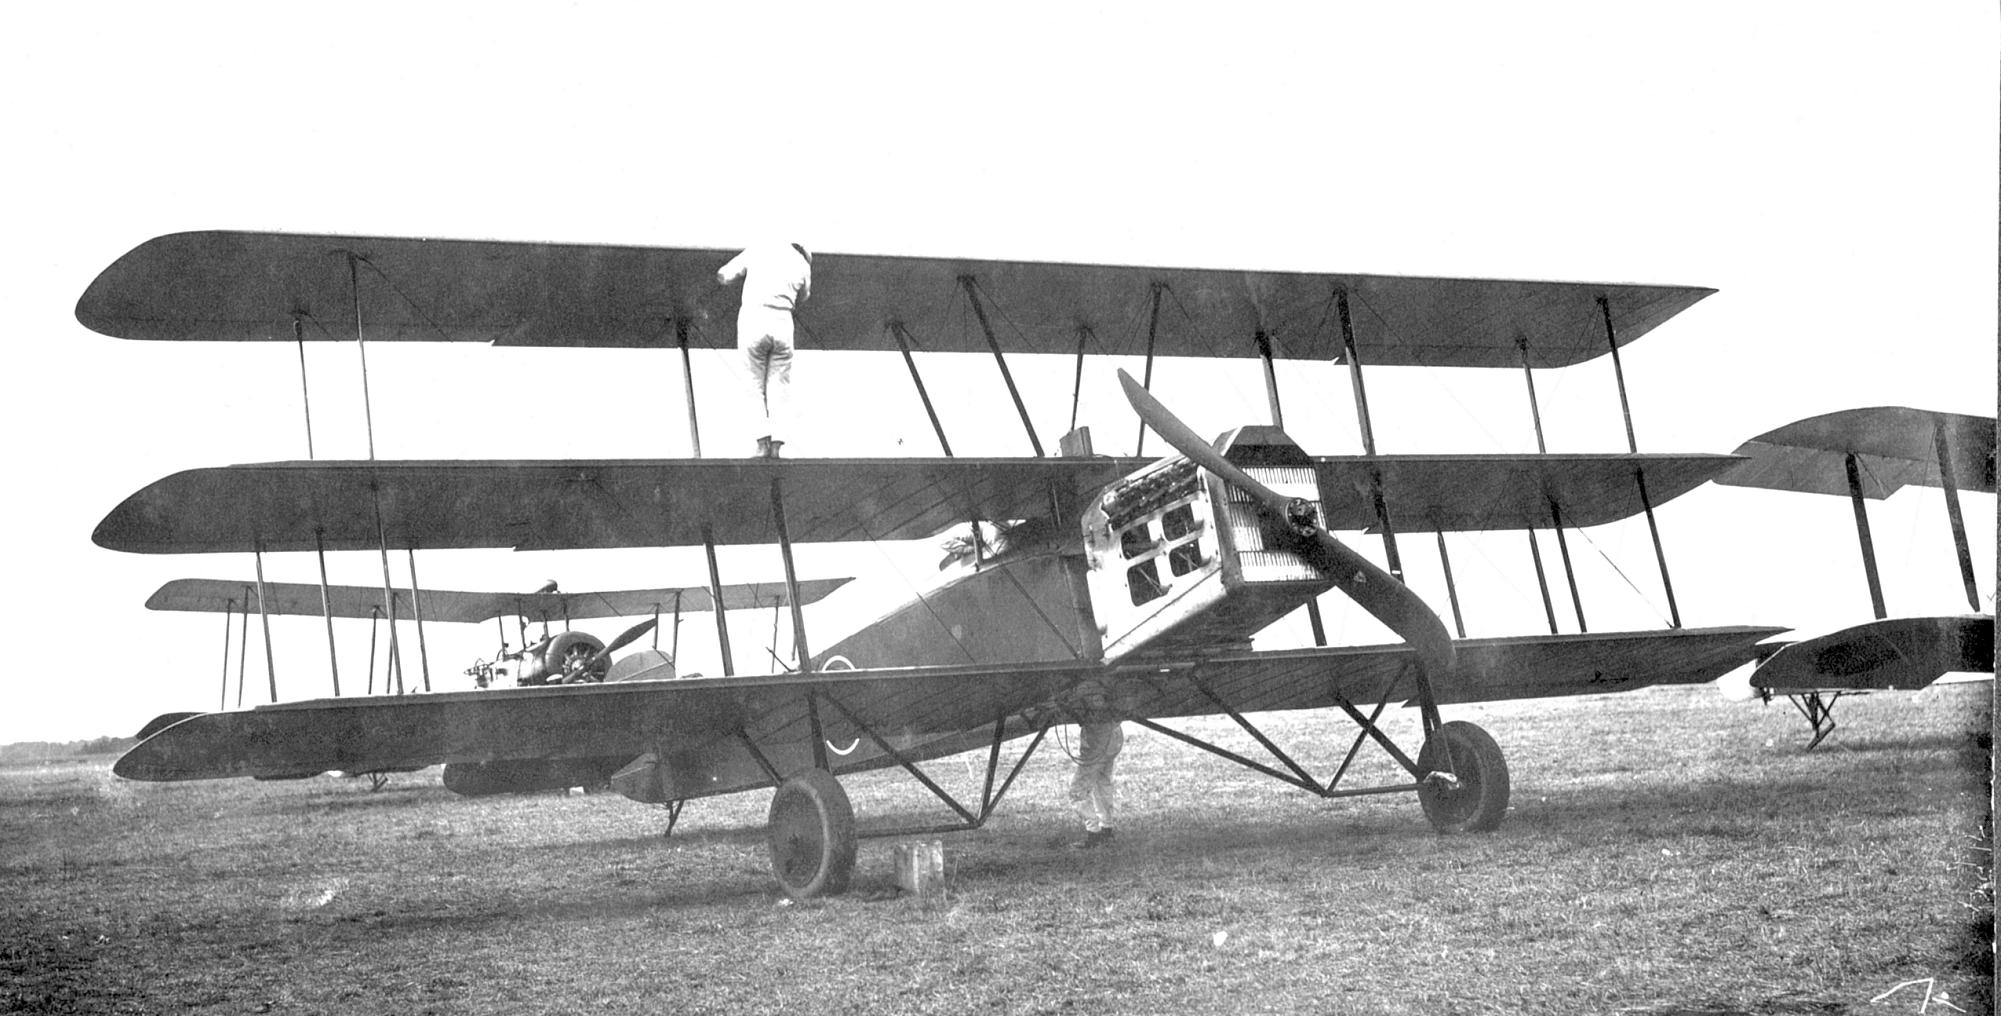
[1434,526,1468,638]
[1517,338,1560,634]
[1845,452,1889,619]
[1934,422,1982,612]
[345,252,387,459]
[1067,325,1091,433]
[405,549,433,692]
[314,531,340,696]
[1526,532,1560,634]
[251,548,278,703]
[702,524,734,677]
[216,595,236,711]
[1598,297,1682,628]
[1548,499,1587,632]
[366,606,381,694]
[889,323,953,455]
[1634,468,1683,628]
[293,318,315,459]
[369,486,406,694]
[1248,316,1332,646]
[1598,296,1641,452]
[1336,289,1408,584]
[669,591,683,660]
[1132,284,1164,456]
[769,478,812,667]
[235,594,250,707]
[957,276,1043,456]
[676,319,703,457]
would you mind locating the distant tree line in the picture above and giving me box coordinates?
[0,736,137,763]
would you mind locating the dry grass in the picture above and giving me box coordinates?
[3,682,1990,1015]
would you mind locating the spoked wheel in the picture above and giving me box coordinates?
[1416,720,1510,833]
[766,768,857,899]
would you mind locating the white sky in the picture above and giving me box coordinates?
[3,2,1994,743]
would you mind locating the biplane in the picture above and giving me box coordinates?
[83,231,1785,898]
[147,576,852,697]
[1717,407,1996,746]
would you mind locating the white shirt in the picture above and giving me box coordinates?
[717,243,812,312]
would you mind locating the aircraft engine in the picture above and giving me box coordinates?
[1082,425,1336,661]
[475,631,612,688]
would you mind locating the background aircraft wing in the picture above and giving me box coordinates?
[1717,406,1996,498]
[147,577,853,622]
[97,453,1741,555]
[1749,615,1993,693]
[78,231,1713,367]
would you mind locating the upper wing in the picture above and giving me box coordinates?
[77,231,1713,367]
[1749,615,1993,693]
[1718,407,1996,498]
[147,577,853,622]
[95,452,1741,555]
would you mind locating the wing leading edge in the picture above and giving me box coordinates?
[79,231,1713,368]
[96,452,1742,555]
[117,625,1781,797]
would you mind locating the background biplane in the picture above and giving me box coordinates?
[85,233,1792,897]
[147,576,852,696]
[1717,407,1996,746]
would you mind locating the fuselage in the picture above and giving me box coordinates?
[452,427,1340,799]
[815,425,1337,672]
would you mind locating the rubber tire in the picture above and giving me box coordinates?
[543,631,607,684]
[1416,720,1510,833]
[766,768,857,899]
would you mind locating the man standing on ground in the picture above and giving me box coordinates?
[716,242,812,458]
[1070,720,1124,848]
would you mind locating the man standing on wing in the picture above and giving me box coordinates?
[716,242,812,458]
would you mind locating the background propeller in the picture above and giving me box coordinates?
[584,616,660,673]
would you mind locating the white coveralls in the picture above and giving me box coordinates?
[716,243,812,448]
[1068,721,1125,834]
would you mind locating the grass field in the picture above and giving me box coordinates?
[3,682,1990,1015]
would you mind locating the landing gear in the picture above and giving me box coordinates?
[1781,690,1843,749]
[766,768,857,899]
[1416,720,1510,833]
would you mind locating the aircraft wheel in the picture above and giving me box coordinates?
[545,631,607,684]
[766,768,857,899]
[1416,720,1510,833]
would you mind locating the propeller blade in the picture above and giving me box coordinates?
[587,617,660,670]
[1116,369,1454,675]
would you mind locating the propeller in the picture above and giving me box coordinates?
[582,616,660,674]
[1115,369,1455,679]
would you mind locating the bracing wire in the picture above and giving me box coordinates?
[1573,525,1673,629]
